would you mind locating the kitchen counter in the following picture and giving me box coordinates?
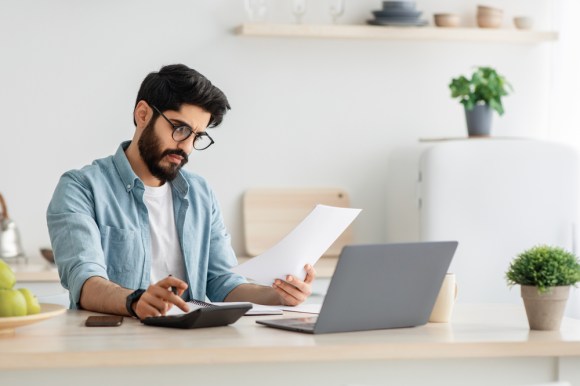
[12,262,59,282]
[7,257,59,282]
[8,256,338,283]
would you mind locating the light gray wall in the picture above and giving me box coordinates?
[0,0,559,258]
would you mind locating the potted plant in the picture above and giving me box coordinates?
[506,245,580,330]
[449,66,513,137]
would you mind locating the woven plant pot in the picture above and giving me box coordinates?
[521,285,570,331]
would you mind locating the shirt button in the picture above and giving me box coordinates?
[127,184,131,189]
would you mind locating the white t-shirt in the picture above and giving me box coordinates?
[143,183,186,284]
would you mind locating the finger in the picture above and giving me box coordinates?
[273,279,309,303]
[156,276,189,293]
[284,275,312,297]
[140,290,170,314]
[272,284,301,306]
[303,264,316,284]
[150,277,189,311]
[168,292,189,312]
[148,285,190,313]
[135,299,163,318]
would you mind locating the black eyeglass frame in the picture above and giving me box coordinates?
[151,105,215,151]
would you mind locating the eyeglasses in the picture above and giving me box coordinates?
[151,105,214,151]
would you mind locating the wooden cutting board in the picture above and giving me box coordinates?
[242,188,352,257]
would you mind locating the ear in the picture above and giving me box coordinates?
[134,100,153,130]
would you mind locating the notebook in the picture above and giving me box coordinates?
[256,241,458,334]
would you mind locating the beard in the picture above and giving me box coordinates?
[138,120,189,182]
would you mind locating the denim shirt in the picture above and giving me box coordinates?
[47,141,246,309]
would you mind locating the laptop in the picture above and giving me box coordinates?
[256,241,458,334]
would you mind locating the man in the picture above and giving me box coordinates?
[47,64,315,319]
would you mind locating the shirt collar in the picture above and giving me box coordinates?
[113,141,189,196]
[113,141,140,192]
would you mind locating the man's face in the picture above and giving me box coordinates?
[138,118,187,182]
[138,104,211,182]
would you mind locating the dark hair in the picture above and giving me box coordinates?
[134,64,231,128]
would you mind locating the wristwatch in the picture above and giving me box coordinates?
[126,289,146,318]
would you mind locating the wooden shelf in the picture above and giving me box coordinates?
[236,23,558,43]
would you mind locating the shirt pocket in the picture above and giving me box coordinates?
[100,226,144,275]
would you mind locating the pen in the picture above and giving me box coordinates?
[169,274,177,295]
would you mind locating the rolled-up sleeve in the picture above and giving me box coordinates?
[46,172,108,309]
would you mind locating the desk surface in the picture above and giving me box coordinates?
[1,304,580,370]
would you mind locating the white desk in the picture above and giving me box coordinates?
[2,304,580,386]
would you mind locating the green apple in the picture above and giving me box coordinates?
[18,288,41,315]
[0,260,16,289]
[0,288,27,317]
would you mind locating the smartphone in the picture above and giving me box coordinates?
[85,315,124,327]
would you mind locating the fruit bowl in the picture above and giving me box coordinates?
[0,303,66,336]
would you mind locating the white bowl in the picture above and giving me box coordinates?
[513,16,533,30]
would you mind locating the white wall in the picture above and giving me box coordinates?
[0,0,565,258]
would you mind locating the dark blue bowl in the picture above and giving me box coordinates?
[382,1,416,10]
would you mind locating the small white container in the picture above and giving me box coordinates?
[513,16,533,30]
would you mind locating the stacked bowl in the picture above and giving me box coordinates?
[477,5,503,28]
[367,1,427,27]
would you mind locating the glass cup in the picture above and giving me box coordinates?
[245,0,268,23]
[292,0,307,24]
[329,0,345,24]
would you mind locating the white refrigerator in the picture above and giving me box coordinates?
[385,138,580,317]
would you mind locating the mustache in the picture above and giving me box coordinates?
[162,149,189,164]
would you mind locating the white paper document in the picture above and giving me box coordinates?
[231,204,361,286]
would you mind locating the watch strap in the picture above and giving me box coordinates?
[126,289,146,318]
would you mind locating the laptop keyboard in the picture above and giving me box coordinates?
[282,317,317,329]
[287,322,316,328]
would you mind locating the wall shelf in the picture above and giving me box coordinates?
[236,23,558,44]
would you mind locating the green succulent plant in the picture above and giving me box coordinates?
[506,245,580,293]
[449,66,513,115]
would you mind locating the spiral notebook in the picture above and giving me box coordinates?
[166,299,283,316]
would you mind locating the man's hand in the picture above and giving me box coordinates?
[272,264,316,306]
[133,276,189,319]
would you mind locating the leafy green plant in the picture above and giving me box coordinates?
[449,66,513,115]
[506,245,580,293]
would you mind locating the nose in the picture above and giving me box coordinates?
[176,134,195,155]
